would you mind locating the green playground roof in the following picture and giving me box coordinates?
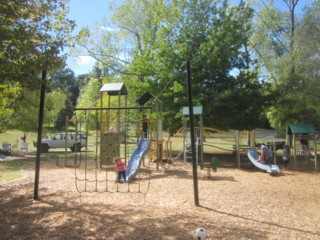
[136,91,154,106]
[287,124,316,135]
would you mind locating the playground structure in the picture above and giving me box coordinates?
[246,148,280,174]
[286,123,318,171]
[70,83,164,193]
[177,105,256,169]
[182,106,204,165]
[136,91,166,166]
[60,91,319,190]
[184,124,319,172]
[181,106,252,164]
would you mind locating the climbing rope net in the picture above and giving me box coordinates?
[70,107,153,194]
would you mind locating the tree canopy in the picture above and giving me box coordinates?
[75,0,267,131]
[0,0,75,87]
[0,0,75,133]
[2,0,319,134]
[251,0,320,130]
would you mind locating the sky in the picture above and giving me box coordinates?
[66,0,115,76]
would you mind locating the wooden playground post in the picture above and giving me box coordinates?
[251,130,255,148]
[273,141,277,164]
[199,115,204,165]
[65,116,68,166]
[293,134,297,168]
[183,116,187,163]
[314,139,318,171]
[236,130,240,168]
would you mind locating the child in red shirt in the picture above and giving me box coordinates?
[114,157,126,182]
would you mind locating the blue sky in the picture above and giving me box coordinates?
[66,0,115,76]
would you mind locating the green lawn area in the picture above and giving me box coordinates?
[0,130,37,184]
[0,130,38,153]
[0,160,32,184]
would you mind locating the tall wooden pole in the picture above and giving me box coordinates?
[186,60,199,206]
[34,70,47,200]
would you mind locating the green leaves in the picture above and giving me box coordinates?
[0,0,75,88]
[0,0,75,133]
[69,0,320,133]
[100,0,263,131]
[253,0,320,130]
[0,83,21,133]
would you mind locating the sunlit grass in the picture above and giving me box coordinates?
[0,160,28,183]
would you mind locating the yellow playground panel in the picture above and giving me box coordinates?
[163,127,255,168]
[202,127,255,152]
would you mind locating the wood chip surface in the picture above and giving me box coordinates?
[0,156,319,240]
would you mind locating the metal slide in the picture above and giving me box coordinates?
[246,148,280,174]
[121,138,151,182]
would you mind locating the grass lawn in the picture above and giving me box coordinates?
[1,128,318,184]
[0,130,38,152]
[0,160,33,184]
[0,130,37,184]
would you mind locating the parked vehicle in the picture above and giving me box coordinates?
[33,132,87,153]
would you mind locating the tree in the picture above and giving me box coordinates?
[75,77,103,130]
[111,0,264,131]
[50,68,80,129]
[0,83,21,133]
[252,0,319,130]
[0,0,75,87]
[74,0,265,131]
[0,0,75,133]
[76,78,101,109]
[9,89,66,132]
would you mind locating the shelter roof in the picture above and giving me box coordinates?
[287,124,316,135]
[100,83,127,96]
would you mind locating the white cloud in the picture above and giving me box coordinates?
[76,55,95,65]
[66,55,96,75]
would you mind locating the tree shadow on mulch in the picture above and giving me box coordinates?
[0,181,269,240]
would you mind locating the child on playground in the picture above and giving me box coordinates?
[257,143,273,164]
[282,145,290,170]
[141,114,149,138]
[299,137,308,155]
[114,156,126,182]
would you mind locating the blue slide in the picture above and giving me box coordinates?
[246,148,280,175]
[121,138,151,182]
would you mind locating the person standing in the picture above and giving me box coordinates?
[21,133,26,143]
[114,157,126,182]
[257,143,273,164]
[282,145,290,170]
[142,114,149,138]
[299,137,308,155]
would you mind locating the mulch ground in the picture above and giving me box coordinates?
[0,153,319,240]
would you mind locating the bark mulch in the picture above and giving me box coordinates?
[0,155,319,240]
